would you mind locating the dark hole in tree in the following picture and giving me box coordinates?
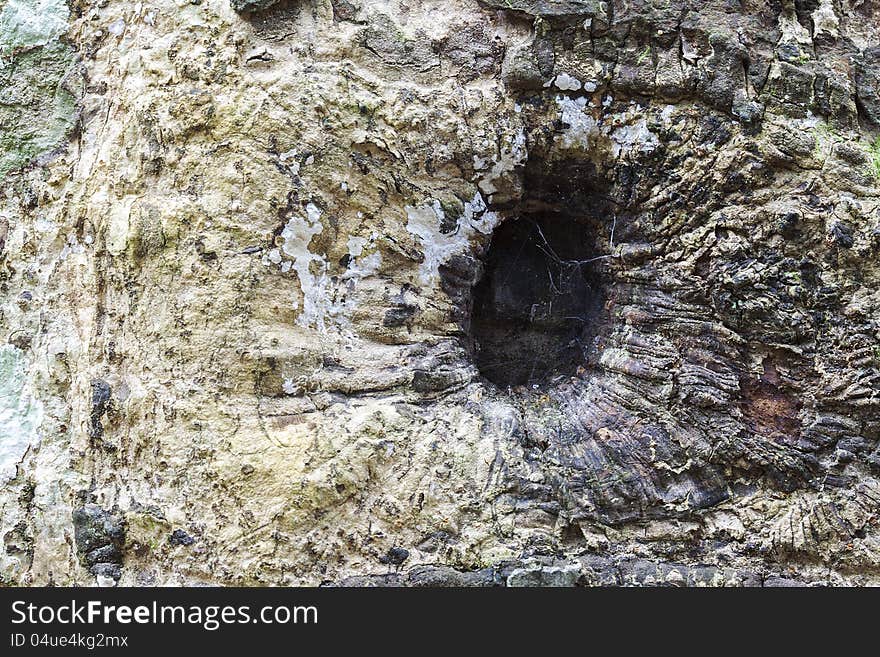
[471,213,605,387]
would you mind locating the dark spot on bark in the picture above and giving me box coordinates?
[828,221,854,249]
[89,379,112,441]
[170,529,195,546]
[383,304,417,327]
[72,504,125,581]
[331,0,359,23]
[412,369,465,393]
[379,547,410,565]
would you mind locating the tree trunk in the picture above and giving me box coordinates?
[1,0,879,586]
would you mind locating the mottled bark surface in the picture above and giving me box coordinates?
[1,0,879,586]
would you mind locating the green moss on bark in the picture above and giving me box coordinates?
[0,0,78,178]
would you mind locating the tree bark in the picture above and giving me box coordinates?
[1,0,879,586]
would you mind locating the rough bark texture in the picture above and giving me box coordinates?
[1,0,879,586]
